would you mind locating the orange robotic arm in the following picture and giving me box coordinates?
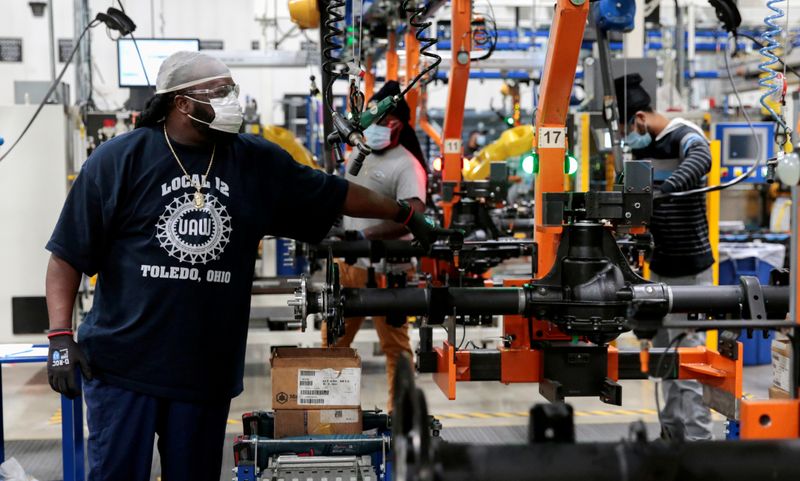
[533,0,590,277]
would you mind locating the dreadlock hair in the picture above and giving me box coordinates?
[136,92,176,128]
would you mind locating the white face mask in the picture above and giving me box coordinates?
[186,91,243,134]
[363,124,392,150]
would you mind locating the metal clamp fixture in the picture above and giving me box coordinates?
[288,251,343,343]
[287,276,308,331]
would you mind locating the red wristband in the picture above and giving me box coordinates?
[47,330,73,339]
[401,206,415,226]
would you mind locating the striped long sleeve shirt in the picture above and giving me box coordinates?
[633,119,714,277]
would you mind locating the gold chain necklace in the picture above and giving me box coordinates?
[163,124,216,208]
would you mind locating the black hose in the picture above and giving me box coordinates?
[0,19,99,164]
[399,0,442,97]
[322,0,346,114]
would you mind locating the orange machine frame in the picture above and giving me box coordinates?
[439,0,471,228]
[430,1,786,434]
[533,0,590,276]
[737,187,800,439]
[419,86,442,149]
[435,0,588,398]
[386,30,399,82]
[405,27,421,128]
[364,57,375,100]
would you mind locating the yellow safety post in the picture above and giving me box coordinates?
[580,113,590,193]
[706,140,721,349]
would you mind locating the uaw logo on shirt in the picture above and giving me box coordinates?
[155,191,232,265]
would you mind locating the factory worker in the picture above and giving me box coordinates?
[45,52,440,481]
[323,80,428,411]
[615,73,714,441]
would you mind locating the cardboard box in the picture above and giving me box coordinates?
[274,409,363,438]
[769,385,791,400]
[271,347,361,410]
[771,339,793,393]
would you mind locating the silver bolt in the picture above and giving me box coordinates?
[625,212,632,218]
[646,286,654,293]
[634,202,641,208]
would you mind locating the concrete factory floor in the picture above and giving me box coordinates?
[0,334,773,480]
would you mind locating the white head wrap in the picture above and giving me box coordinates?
[155,51,232,94]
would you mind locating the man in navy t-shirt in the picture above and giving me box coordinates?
[44,52,438,481]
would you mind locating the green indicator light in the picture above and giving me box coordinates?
[521,154,535,175]
[564,153,578,175]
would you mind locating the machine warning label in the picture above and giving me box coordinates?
[538,127,567,149]
[297,368,361,406]
[443,138,462,154]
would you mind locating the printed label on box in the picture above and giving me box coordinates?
[772,349,791,391]
[297,368,361,406]
[320,409,360,424]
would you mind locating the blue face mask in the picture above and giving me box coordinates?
[363,124,392,150]
[624,122,652,150]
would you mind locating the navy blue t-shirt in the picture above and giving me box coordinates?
[46,125,348,402]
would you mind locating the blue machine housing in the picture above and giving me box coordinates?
[593,0,636,33]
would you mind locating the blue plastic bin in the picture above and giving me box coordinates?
[718,242,785,366]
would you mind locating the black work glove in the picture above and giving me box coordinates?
[395,200,453,252]
[48,329,92,399]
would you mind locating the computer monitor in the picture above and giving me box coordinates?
[726,133,762,164]
[715,122,775,183]
[117,38,200,88]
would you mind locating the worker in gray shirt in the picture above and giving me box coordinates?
[323,81,428,411]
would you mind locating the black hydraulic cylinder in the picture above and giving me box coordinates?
[433,439,800,481]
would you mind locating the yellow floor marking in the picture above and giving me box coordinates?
[573,411,589,416]
[227,419,242,425]
[441,413,468,420]
[467,412,494,419]
[514,411,529,417]
[48,409,62,425]
[492,412,517,418]
[614,409,641,416]
[588,410,613,416]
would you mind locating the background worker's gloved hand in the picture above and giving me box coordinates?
[395,200,450,252]
[47,329,92,399]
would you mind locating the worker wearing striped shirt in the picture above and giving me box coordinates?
[616,73,714,441]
